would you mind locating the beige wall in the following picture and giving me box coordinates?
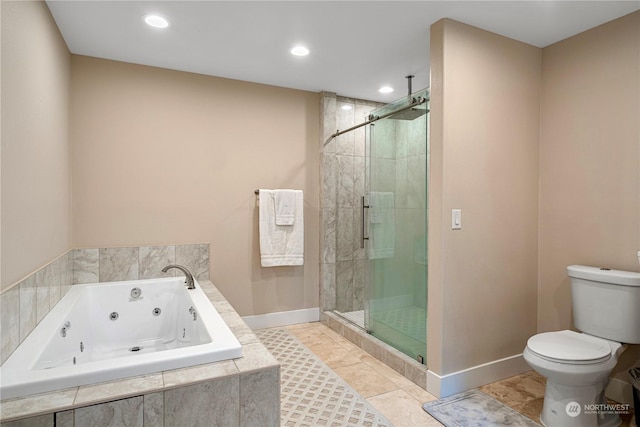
[539,11,640,379]
[428,19,541,375]
[1,1,71,291]
[71,56,320,316]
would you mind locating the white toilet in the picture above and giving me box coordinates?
[524,265,640,427]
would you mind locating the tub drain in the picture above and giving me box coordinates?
[129,346,142,352]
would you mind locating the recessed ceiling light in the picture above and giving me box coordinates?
[144,15,169,29]
[290,46,310,56]
[379,86,394,94]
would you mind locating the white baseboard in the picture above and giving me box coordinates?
[242,307,320,330]
[606,377,634,405]
[427,353,531,398]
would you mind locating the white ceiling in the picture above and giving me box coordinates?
[46,1,639,103]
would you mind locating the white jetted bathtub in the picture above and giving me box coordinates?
[0,277,242,400]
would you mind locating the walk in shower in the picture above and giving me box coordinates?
[320,86,429,364]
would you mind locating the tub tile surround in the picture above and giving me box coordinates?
[0,243,209,365]
[0,280,280,426]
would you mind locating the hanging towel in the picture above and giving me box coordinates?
[274,189,297,225]
[259,189,304,267]
[368,192,395,259]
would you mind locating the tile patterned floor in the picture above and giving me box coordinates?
[285,322,442,427]
[285,322,635,427]
[257,327,392,427]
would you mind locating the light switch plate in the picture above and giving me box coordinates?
[452,209,461,230]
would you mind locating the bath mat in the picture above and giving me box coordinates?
[256,327,392,427]
[422,389,541,427]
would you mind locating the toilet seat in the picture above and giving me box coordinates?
[526,330,611,364]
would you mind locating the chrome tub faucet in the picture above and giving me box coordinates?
[161,264,195,289]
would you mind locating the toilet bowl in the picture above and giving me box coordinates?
[524,265,640,427]
[524,330,627,427]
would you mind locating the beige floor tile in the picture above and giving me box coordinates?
[359,354,415,388]
[306,341,363,369]
[403,384,437,404]
[479,370,546,407]
[289,326,338,346]
[368,389,443,427]
[512,397,544,423]
[333,363,400,398]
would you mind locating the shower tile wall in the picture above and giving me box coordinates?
[320,92,381,313]
[320,91,428,317]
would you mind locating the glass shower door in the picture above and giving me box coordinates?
[365,91,428,362]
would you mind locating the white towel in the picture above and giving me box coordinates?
[368,192,395,259]
[259,189,304,267]
[274,189,297,225]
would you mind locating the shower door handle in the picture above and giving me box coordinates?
[361,196,370,248]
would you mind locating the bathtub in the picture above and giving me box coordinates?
[0,277,242,400]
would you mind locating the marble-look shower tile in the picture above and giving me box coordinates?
[336,99,355,156]
[239,367,280,427]
[163,377,240,427]
[1,286,20,364]
[407,155,427,209]
[73,248,99,284]
[321,92,337,152]
[320,208,336,264]
[321,153,337,208]
[372,119,396,160]
[353,155,365,206]
[395,120,408,159]
[336,261,354,313]
[139,245,176,280]
[354,101,376,158]
[353,258,366,310]
[370,157,396,193]
[352,201,365,261]
[395,157,408,209]
[408,113,427,156]
[336,155,354,208]
[143,392,164,427]
[320,262,336,311]
[336,208,354,262]
[19,276,37,342]
[35,268,50,323]
[320,154,336,210]
[175,243,209,281]
[74,395,143,427]
[99,247,139,282]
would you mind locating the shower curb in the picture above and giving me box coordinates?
[321,311,428,390]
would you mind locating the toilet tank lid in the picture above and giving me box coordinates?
[567,265,640,287]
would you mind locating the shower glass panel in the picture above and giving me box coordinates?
[365,90,428,362]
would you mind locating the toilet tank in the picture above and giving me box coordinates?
[568,265,640,344]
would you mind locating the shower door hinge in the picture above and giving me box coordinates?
[417,355,425,365]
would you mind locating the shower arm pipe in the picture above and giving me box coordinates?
[324,96,427,145]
